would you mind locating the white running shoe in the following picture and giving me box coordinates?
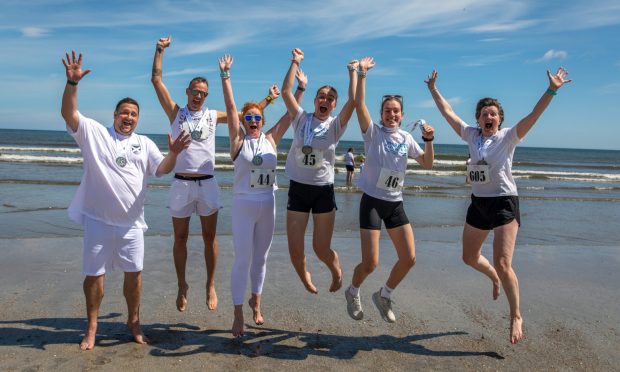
[345,289,364,320]
[372,289,396,323]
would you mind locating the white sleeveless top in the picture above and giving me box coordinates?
[171,106,218,174]
[233,133,278,199]
[358,121,423,202]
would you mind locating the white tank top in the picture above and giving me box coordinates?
[171,106,218,174]
[233,133,278,199]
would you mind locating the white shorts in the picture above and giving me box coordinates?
[82,216,144,276]
[168,177,221,218]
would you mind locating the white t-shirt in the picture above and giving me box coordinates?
[284,108,347,185]
[344,151,355,166]
[233,133,278,199]
[171,106,218,174]
[460,122,522,197]
[67,112,164,229]
[358,121,423,202]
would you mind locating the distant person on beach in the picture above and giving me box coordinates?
[358,157,365,174]
[281,48,358,294]
[344,57,435,323]
[219,54,307,337]
[424,67,571,343]
[344,147,356,187]
[61,50,191,350]
[151,36,276,313]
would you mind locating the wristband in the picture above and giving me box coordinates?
[296,86,306,92]
[291,59,300,65]
[422,136,434,142]
[546,88,557,96]
[220,71,230,79]
[265,95,274,105]
[67,80,78,86]
[357,70,367,77]
[348,66,357,72]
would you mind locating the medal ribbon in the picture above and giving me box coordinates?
[112,128,132,162]
[302,113,328,147]
[183,106,209,135]
[476,133,493,162]
[249,132,264,161]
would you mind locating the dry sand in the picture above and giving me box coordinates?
[1,234,619,371]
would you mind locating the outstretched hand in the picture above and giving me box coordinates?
[168,131,191,155]
[348,59,359,72]
[62,51,91,83]
[219,54,233,72]
[292,48,304,63]
[547,67,571,91]
[296,68,308,88]
[157,36,172,51]
[359,57,375,72]
[269,84,281,99]
[425,70,438,90]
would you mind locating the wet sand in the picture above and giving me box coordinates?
[0,234,619,371]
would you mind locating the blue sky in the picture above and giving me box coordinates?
[1,0,619,150]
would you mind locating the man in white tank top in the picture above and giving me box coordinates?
[61,50,190,350]
[151,36,277,314]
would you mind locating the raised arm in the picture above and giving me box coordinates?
[354,57,375,134]
[156,132,191,176]
[218,55,243,159]
[414,124,436,170]
[281,48,304,118]
[515,67,571,139]
[425,70,464,137]
[151,36,179,124]
[337,59,359,128]
[61,51,91,132]
[267,69,308,146]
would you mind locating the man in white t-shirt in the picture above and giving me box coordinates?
[151,36,277,313]
[61,50,190,351]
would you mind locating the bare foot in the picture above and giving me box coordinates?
[176,284,189,312]
[301,271,318,294]
[329,266,343,292]
[79,323,97,351]
[207,285,218,310]
[510,316,524,344]
[232,308,244,338]
[248,295,264,325]
[127,321,150,345]
[493,279,501,300]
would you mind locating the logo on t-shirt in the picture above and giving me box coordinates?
[131,143,141,154]
[383,141,408,157]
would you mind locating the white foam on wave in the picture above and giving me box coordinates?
[0,146,81,154]
[0,154,83,164]
[513,169,620,181]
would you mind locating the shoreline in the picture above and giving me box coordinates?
[1,234,618,370]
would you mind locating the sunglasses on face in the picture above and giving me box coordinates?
[244,114,262,122]
[190,89,208,98]
[382,94,403,107]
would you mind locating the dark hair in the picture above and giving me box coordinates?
[188,76,209,89]
[347,147,353,152]
[475,97,504,126]
[380,95,404,114]
[115,97,139,113]
[315,85,338,101]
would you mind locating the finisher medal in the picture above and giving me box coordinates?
[191,130,202,140]
[252,155,263,166]
[302,145,313,155]
[116,156,128,168]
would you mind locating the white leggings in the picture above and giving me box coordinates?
[230,194,276,305]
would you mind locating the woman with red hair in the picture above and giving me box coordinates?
[219,54,307,338]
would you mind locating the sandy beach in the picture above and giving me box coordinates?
[1,231,618,371]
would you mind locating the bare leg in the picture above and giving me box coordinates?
[248,293,264,325]
[287,210,317,293]
[384,224,416,290]
[492,220,524,344]
[312,210,342,292]
[351,229,380,288]
[232,305,244,338]
[172,217,190,311]
[124,271,149,345]
[462,223,502,300]
[80,275,104,350]
[200,213,219,311]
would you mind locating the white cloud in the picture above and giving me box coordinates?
[468,19,538,33]
[21,27,50,38]
[418,96,461,109]
[537,49,568,62]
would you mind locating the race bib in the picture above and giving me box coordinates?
[250,168,275,188]
[295,148,324,169]
[466,164,491,184]
[376,168,405,192]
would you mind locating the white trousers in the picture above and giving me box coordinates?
[230,194,276,305]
